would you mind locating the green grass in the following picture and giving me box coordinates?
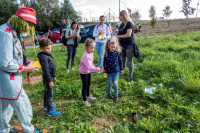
[24,32,200,132]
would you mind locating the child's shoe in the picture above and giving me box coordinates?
[84,101,91,107]
[113,97,118,103]
[106,94,113,99]
[67,69,70,74]
[87,96,96,102]
[47,106,61,117]
[47,110,62,117]
[35,128,40,133]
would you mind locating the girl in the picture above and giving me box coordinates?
[65,21,80,73]
[79,39,101,106]
[104,36,123,102]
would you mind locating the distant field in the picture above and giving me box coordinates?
[82,18,200,35]
[22,31,200,132]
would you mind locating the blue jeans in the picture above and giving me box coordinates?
[96,42,105,68]
[107,72,120,98]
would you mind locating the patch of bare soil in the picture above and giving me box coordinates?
[91,116,117,132]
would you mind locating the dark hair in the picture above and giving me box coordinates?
[71,21,77,29]
[39,39,52,48]
[99,15,105,19]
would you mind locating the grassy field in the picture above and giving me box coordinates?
[24,31,200,133]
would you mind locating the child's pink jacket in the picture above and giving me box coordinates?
[79,52,99,74]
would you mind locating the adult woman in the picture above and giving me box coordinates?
[65,21,80,73]
[93,15,111,68]
[117,10,136,81]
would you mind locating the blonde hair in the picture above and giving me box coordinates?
[106,36,121,54]
[85,38,95,48]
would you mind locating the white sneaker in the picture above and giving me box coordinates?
[87,96,96,102]
[67,69,70,73]
[84,101,91,107]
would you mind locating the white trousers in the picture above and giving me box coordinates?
[0,89,34,133]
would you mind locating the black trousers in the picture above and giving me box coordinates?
[66,45,77,69]
[121,45,134,80]
[43,80,54,111]
[80,74,91,101]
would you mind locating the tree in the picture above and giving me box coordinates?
[149,5,157,28]
[163,5,172,27]
[131,11,141,22]
[181,0,196,18]
[0,0,18,24]
[60,0,80,21]
[127,8,141,22]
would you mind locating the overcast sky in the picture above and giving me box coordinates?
[70,0,199,20]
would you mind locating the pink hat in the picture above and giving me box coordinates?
[16,7,37,25]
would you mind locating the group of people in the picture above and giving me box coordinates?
[0,6,139,133]
[79,11,138,106]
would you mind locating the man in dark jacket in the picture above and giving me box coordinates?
[37,39,61,117]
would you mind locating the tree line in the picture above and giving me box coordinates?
[0,0,79,31]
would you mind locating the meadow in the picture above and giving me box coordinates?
[24,31,200,133]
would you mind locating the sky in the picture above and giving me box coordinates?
[70,0,199,20]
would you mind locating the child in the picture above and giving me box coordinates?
[104,36,123,102]
[79,39,101,106]
[37,39,61,117]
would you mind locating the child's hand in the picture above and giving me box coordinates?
[96,67,101,73]
[101,68,104,73]
[49,81,54,88]
[23,66,37,72]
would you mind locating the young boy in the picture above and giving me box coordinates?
[38,39,61,117]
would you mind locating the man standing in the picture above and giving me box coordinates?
[0,7,37,133]
[93,15,111,68]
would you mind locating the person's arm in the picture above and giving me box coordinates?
[65,30,73,39]
[38,54,53,82]
[117,29,132,39]
[106,25,111,39]
[76,31,81,40]
[82,53,100,73]
[93,25,98,37]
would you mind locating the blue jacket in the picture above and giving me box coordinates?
[38,52,56,82]
[103,51,123,73]
[0,23,23,100]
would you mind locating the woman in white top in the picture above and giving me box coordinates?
[65,21,80,73]
[93,15,111,68]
